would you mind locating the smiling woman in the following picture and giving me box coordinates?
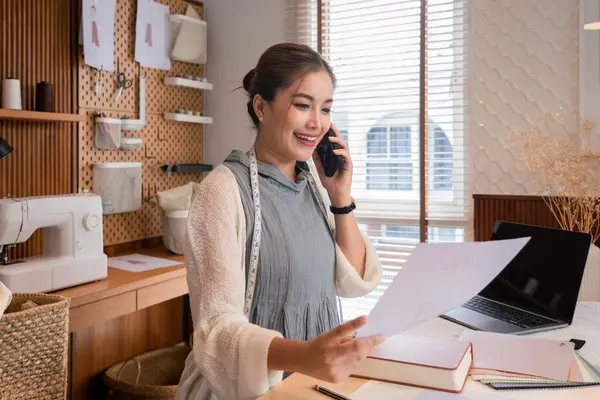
[175,43,385,400]
[242,43,336,181]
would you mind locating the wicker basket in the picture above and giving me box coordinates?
[104,345,191,400]
[0,293,70,400]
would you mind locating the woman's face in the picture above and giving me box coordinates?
[258,69,334,162]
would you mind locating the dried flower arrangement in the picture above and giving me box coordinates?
[510,113,600,243]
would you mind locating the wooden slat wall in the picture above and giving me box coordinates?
[0,0,77,259]
[474,194,563,242]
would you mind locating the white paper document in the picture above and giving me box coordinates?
[459,330,575,381]
[351,381,516,400]
[108,254,181,272]
[357,238,529,338]
[82,0,116,71]
[135,0,171,70]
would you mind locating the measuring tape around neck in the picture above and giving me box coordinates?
[245,149,262,318]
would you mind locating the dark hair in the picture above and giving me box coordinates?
[242,43,336,128]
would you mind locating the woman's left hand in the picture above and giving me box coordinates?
[312,123,353,207]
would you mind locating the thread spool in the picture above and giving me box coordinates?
[2,77,22,110]
[35,81,54,112]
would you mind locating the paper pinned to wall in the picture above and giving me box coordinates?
[82,0,116,71]
[135,0,171,70]
[356,238,530,339]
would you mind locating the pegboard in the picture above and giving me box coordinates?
[78,0,207,246]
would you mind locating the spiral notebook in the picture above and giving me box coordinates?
[487,382,600,391]
[474,353,600,391]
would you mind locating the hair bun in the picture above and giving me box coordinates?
[243,68,256,92]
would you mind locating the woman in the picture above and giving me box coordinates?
[176,43,385,400]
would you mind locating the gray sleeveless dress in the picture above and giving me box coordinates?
[223,149,341,345]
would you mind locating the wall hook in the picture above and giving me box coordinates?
[144,143,155,160]
[138,63,146,79]
[157,127,167,142]
[142,183,158,203]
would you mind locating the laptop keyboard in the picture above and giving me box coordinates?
[463,297,558,328]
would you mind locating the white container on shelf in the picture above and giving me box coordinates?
[95,118,122,149]
[164,77,213,90]
[121,119,145,131]
[164,113,213,124]
[93,162,142,214]
[120,137,143,151]
[162,210,188,255]
[169,13,207,64]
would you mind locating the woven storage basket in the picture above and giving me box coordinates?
[105,345,191,400]
[0,293,70,400]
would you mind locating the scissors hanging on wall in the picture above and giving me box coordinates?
[112,58,132,104]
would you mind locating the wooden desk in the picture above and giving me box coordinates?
[56,248,186,332]
[260,302,600,400]
[53,247,190,400]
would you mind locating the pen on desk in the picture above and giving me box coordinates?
[312,384,352,400]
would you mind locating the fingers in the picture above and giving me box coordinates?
[312,321,385,383]
[322,316,367,342]
[338,336,353,345]
[333,334,386,366]
[343,335,386,358]
[328,135,352,170]
[327,134,348,150]
[333,148,350,160]
[333,148,352,171]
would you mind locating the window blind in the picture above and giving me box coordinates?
[286,0,469,321]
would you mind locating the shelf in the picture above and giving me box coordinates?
[0,109,86,122]
[161,163,213,176]
[164,113,213,124]
[164,77,213,90]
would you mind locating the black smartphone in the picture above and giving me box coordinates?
[316,129,344,177]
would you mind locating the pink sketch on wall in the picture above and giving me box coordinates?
[91,6,100,47]
[145,23,153,47]
[92,20,100,47]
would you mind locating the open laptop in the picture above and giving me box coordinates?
[441,221,592,335]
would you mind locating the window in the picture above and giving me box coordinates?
[431,127,453,191]
[339,129,349,142]
[287,0,469,321]
[383,225,419,240]
[366,126,413,191]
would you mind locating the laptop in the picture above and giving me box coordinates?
[441,221,592,335]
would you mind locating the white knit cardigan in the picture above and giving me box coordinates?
[178,163,383,400]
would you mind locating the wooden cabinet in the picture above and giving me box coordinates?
[54,249,191,399]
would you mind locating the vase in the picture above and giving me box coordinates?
[580,243,600,301]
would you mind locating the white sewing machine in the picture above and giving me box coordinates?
[0,193,107,292]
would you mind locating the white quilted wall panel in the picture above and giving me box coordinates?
[471,0,579,195]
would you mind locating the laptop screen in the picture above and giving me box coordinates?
[479,221,592,324]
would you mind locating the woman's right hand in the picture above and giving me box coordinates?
[298,316,386,383]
